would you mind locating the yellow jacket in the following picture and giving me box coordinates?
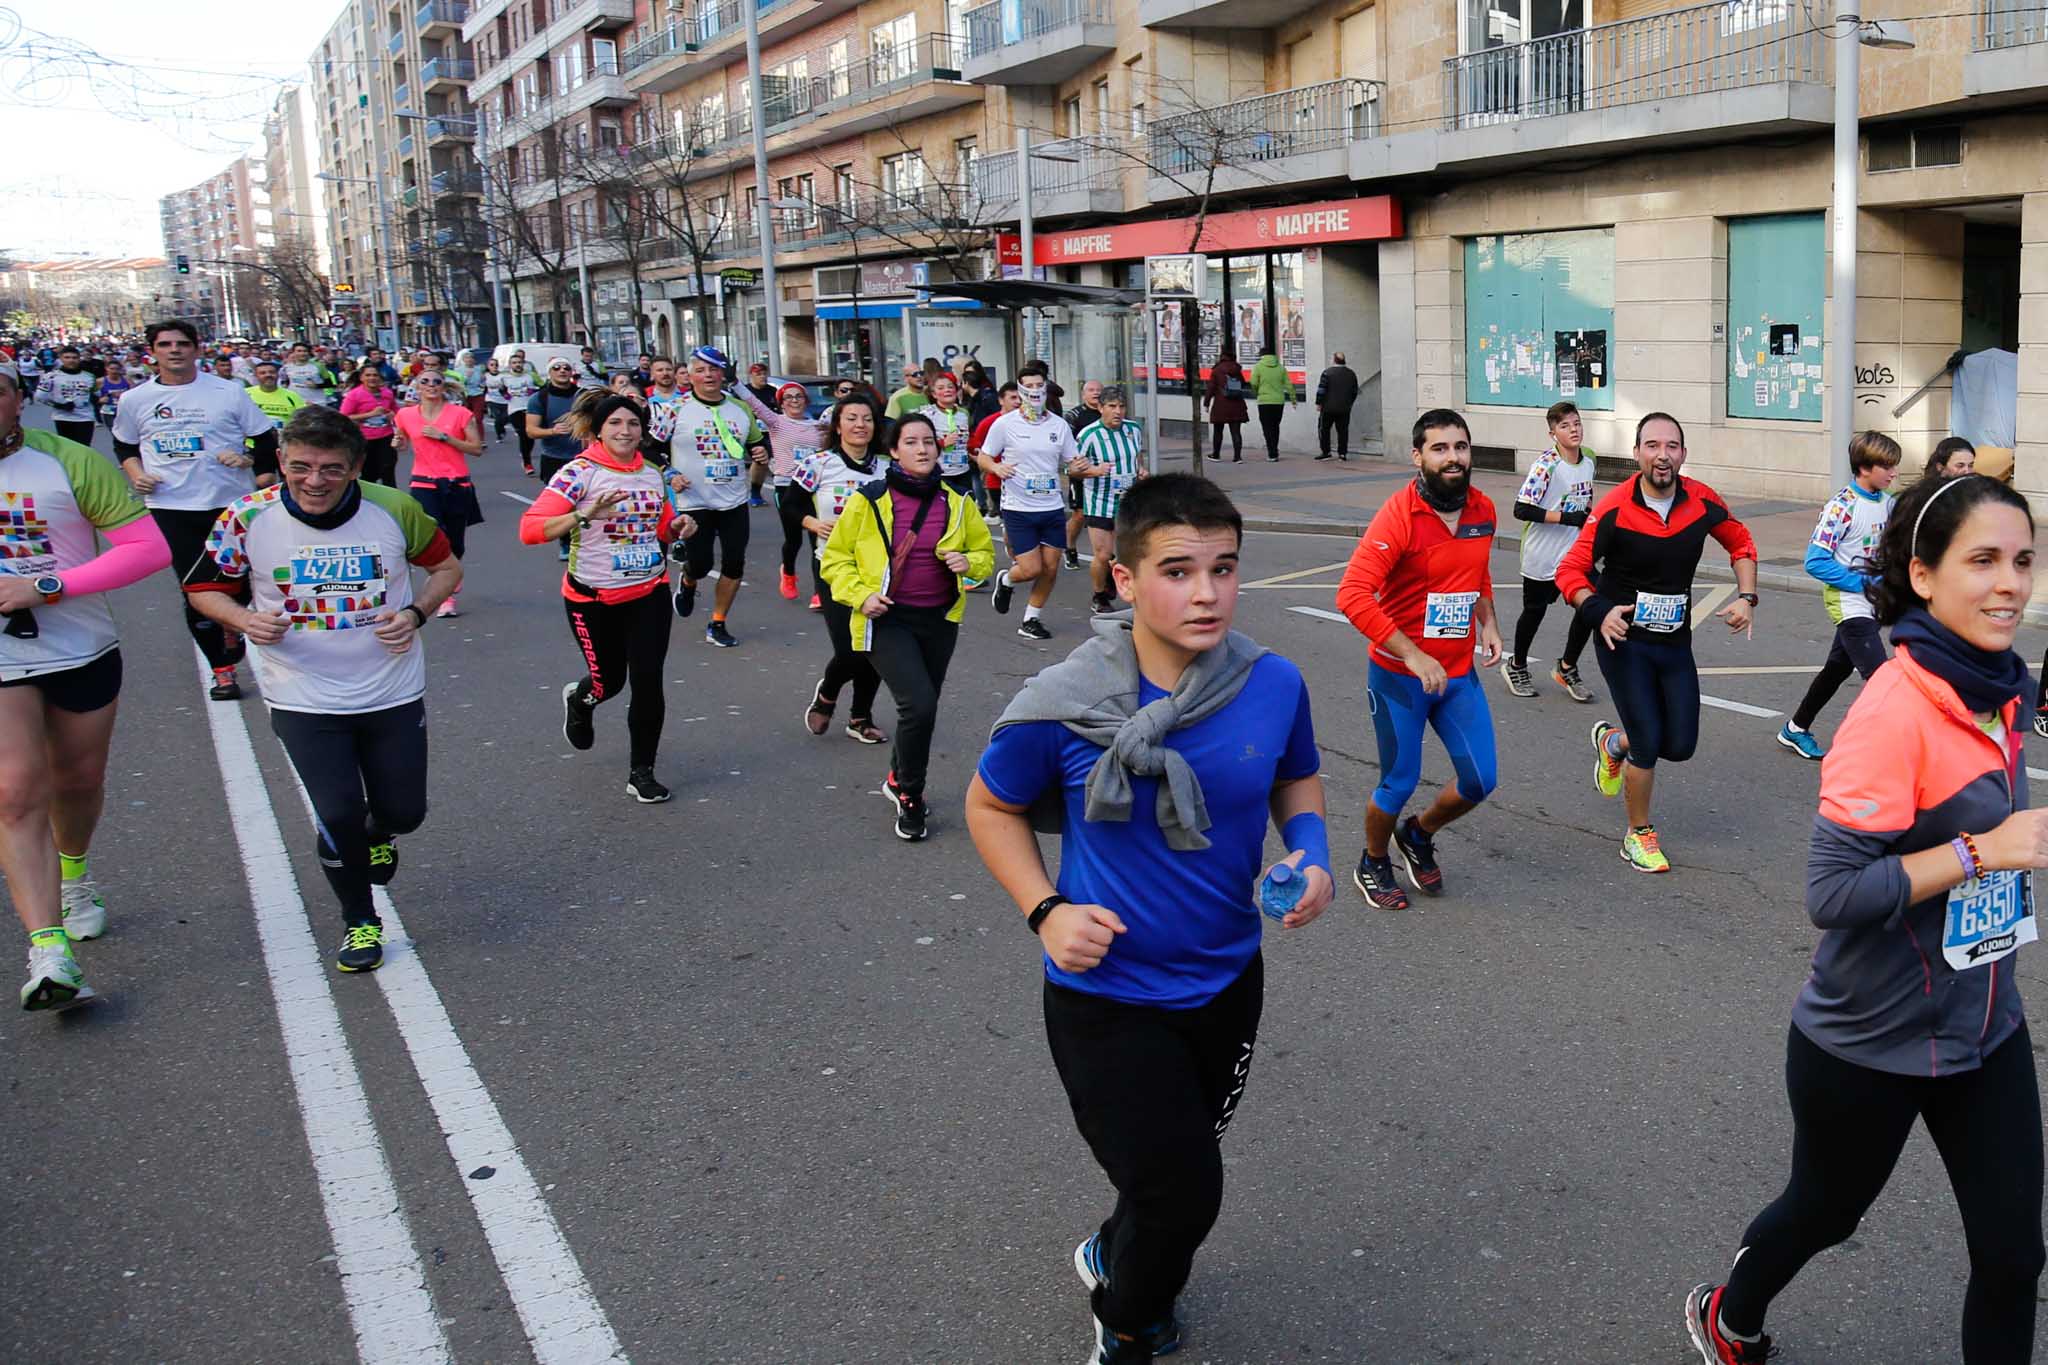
[820,480,995,650]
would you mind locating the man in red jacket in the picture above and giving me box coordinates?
[1335,408,1503,910]
[1556,412,1757,873]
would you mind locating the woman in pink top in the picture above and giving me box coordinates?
[736,381,830,601]
[394,370,485,617]
[340,367,400,486]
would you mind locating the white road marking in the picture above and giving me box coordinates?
[1287,606,1350,623]
[1242,561,1352,589]
[2030,767,2048,784]
[275,784,629,1362]
[1699,695,1782,719]
[1242,582,1343,591]
[499,490,536,505]
[197,651,452,1365]
[1694,583,1736,617]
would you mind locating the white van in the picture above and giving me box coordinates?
[490,341,596,385]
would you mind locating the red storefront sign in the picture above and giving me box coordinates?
[995,232,1023,267]
[1030,195,1401,265]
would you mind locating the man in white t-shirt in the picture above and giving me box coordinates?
[112,318,279,701]
[280,341,334,407]
[1502,399,1598,702]
[664,345,766,648]
[188,404,461,974]
[977,370,1078,641]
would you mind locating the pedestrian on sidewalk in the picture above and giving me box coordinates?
[1313,352,1358,461]
[1250,348,1295,462]
[1925,436,1976,482]
[1204,349,1247,463]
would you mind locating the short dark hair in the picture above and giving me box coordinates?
[1114,472,1241,569]
[1848,430,1903,474]
[147,319,200,347]
[998,380,1019,397]
[1867,474,2034,625]
[57,345,78,357]
[1412,408,1470,451]
[1018,359,1049,379]
[1928,436,1976,475]
[1634,411,1686,448]
[825,392,883,455]
[1545,400,1580,428]
[281,405,365,464]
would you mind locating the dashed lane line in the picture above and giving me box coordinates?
[198,649,453,1365]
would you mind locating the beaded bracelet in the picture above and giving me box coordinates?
[1952,833,1983,882]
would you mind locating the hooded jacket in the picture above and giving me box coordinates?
[1249,354,1295,405]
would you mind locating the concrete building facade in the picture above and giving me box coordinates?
[158,157,269,337]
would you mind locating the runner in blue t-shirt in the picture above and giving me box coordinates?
[966,472,1334,1365]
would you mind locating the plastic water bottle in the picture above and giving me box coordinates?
[1258,864,1304,920]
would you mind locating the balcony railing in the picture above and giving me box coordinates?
[1442,0,1828,129]
[424,117,476,141]
[394,83,413,110]
[421,56,476,84]
[398,132,417,159]
[690,0,799,50]
[1150,78,1382,176]
[401,185,422,208]
[431,168,484,194]
[1976,0,2045,48]
[387,30,405,55]
[715,185,976,254]
[416,0,467,29]
[965,0,1111,59]
[625,21,698,73]
[759,33,966,129]
[970,139,1118,205]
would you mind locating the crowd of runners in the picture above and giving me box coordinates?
[3,321,2044,1363]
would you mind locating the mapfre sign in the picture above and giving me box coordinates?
[1031,195,1401,265]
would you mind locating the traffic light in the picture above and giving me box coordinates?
[176,255,190,275]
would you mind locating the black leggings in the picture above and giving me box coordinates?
[155,507,247,671]
[775,484,807,576]
[54,419,96,448]
[488,404,511,441]
[564,589,674,769]
[271,700,429,927]
[1044,954,1263,1337]
[1793,615,1888,729]
[1512,576,1592,670]
[867,606,957,799]
[517,425,536,465]
[680,504,750,583]
[1720,1024,2043,1361]
[362,435,397,487]
[1210,422,1242,459]
[1592,632,1698,768]
[816,597,880,723]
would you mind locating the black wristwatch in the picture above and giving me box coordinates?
[1026,894,1069,935]
[1736,592,1760,606]
[402,604,428,629]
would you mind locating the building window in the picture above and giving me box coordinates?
[881,151,927,208]
[1093,79,1110,135]
[1462,228,1615,410]
[1726,213,1823,422]
[1062,95,1082,137]
[953,136,978,184]
[871,14,917,82]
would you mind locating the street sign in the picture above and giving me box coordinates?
[328,315,347,328]
[718,267,759,287]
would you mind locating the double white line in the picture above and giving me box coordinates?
[198,651,625,1364]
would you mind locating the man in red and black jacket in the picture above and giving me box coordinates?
[1336,408,1503,910]
[1556,412,1758,873]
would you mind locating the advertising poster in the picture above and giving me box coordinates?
[1197,302,1224,376]
[1233,298,1265,361]
[1156,301,1185,379]
[1279,295,1307,380]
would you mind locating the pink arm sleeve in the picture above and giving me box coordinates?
[518,489,576,544]
[64,516,174,596]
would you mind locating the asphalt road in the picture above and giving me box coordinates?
[6,402,2047,1364]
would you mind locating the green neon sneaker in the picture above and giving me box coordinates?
[60,877,107,940]
[335,923,385,973]
[22,942,96,1011]
[1620,826,1670,874]
[366,836,398,887]
[1591,721,1625,799]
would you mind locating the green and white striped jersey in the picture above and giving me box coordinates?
[1077,421,1143,520]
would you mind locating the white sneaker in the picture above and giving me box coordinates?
[61,878,107,940]
[21,943,96,1011]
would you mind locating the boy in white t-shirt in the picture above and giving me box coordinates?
[1503,400,1598,703]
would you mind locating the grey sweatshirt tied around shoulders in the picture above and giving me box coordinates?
[990,612,1267,851]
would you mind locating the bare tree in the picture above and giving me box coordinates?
[262,231,330,339]
[476,129,581,342]
[630,106,745,354]
[559,135,670,356]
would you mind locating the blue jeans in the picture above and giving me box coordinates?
[1365,660,1498,817]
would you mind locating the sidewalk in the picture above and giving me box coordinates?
[1182,441,2048,624]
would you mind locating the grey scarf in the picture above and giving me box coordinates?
[991,612,1267,850]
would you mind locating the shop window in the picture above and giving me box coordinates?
[1726,213,1823,422]
[1463,228,1614,411]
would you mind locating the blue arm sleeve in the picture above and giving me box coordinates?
[1804,541,1866,593]
[1281,811,1331,877]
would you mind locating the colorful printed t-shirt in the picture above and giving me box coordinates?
[543,453,670,598]
[1809,483,1893,623]
[668,394,764,512]
[920,404,973,477]
[189,481,452,715]
[1514,446,1596,582]
[0,430,152,681]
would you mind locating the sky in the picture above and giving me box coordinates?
[0,1,347,259]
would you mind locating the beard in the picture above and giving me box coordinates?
[1419,462,1471,506]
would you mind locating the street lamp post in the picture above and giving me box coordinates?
[318,170,405,352]
[1827,9,1914,491]
[1012,129,1079,367]
[742,0,781,374]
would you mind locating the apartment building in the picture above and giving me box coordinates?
[964,0,2048,499]
[158,157,270,336]
[311,0,490,351]
[263,84,330,276]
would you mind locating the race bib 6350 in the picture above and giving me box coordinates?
[1944,870,2037,970]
